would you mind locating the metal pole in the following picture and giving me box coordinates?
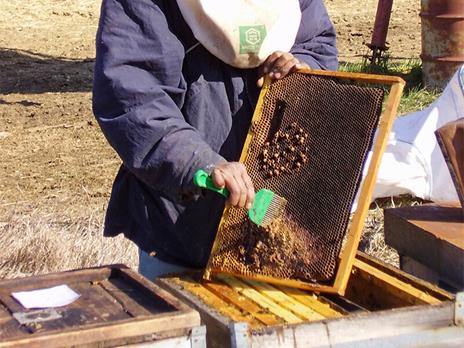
[367,0,394,64]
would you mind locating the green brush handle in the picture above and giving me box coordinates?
[193,169,229,198]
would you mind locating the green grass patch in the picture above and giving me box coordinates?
[339,59,441,115]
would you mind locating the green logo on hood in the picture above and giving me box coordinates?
[239,25,266,54]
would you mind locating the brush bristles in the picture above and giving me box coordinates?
[261,195,287,226]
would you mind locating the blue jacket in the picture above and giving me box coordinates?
[93,0,338,267]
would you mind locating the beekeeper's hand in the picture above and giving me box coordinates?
[211,162,255,209]
[257,51,309,88]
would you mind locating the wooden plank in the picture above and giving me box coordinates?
[0,265,117,291]
[251,326,464,348]
[218,276,303,324]
[0,310,199,348]
[0,292,24,316]
[204,280,284,326]
[0,302,30,341]
[97,327,193,348]
[320,302,455,346]
[0,319,30,341]
[349,258,441,307]
[21,281,130,334]
[334,80,405,296]
[275,286,346,318]
[320,294,369,314]
[67,281,130,321]
[116,268,189,314]
[356,251,454,301]
[0,266,203,346]
[102,275,180,316]
[243,279,325,321]
[297,67,405,86]
[345,267,418,310]
[99,279,152,317]
[0,305,10,325]
[322,326,464,348]
[171,277,261,328]
[209,269,340,293]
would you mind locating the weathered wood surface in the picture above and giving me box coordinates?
[251,303,461,347]
[0,265,118,291]
[0,265,202,347]
[355,252,454,300]
[399,255,457,291]
[0,312,199,348]
[346,257,441,310]
[385,202,464,288]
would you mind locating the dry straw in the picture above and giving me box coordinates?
[0,200,137,279]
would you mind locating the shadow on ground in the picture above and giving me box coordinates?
[0,48,94,94]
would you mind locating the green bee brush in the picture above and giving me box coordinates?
[193,169,287,227]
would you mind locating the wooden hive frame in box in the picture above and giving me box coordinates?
[157,253,459,348]
[203,69,405,295]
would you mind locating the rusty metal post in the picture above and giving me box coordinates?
[421,0,464,89]
[367,0,394,64]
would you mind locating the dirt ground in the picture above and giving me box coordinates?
[0,0,421,277]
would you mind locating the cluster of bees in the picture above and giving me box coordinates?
[237,219,286,270]
[259,122,309,178]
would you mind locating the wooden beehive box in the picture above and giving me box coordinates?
[157,252,464,348]
[385,202,464,290]
[0,265,205,348]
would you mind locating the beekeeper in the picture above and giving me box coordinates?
[92,0,338,278]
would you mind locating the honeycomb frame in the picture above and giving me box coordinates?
[203,69,405,295]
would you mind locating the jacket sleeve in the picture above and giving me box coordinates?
[92,0,224,201]
[291,0,338,70]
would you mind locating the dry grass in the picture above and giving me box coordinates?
[0,199,137,279]
[359,195,427,268]
[360,205,399,267]
[0,195,419,280]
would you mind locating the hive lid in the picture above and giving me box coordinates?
[0,265,200,347]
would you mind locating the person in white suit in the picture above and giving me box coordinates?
[366,65,464,205]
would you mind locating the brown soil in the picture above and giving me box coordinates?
[325,0,421,62]
[0,0,419,276]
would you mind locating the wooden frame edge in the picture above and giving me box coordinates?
[0,310,199,348]
[298,67,405,85]
[333,80,405,295]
